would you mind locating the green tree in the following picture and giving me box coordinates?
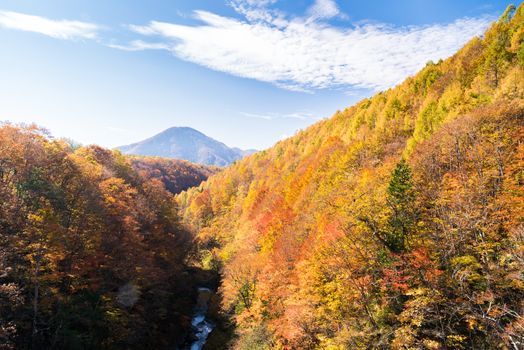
[385,159,416,253]
[483,5,516,86]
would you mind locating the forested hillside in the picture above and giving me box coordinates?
[0,125,214,349]
[129,156,218,194]
[177,5,524,349]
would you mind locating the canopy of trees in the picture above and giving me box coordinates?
[129,156,218,195]
[178,5,524,349]
[0,128,214,349]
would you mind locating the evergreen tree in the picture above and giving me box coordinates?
[385,159,416,253]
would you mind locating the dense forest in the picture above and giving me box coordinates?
[1,3,524,350]
[177,4,524,349]
[0,125,215,349]
[128,156,218,195]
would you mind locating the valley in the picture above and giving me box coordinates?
[0,2,523,350]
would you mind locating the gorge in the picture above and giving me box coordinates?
[0,3,523,350]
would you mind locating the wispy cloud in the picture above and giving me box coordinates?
[117,0,494,91]
[0,9,100,40]
[240,111,319,121]
[307,0,341,21]
[107,40,169,51]
[228,0,286,26]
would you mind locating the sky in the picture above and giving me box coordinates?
[0,0,514,150]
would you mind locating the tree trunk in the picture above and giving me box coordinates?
[32,255,41,349]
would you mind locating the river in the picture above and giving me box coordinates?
[189,287,214,350]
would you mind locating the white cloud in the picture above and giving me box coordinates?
[107,40,169,51]
[228,0,286,26]
[307,0,340,21]
[120,2,493,91]
[240,111,319,121]
[0,9,99,40]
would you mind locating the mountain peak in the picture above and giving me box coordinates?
[117,127,255,167]
[163,126,202,134]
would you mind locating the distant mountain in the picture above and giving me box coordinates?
[117,127,255,166]
[232,147,259,157]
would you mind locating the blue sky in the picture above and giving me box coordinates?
[0,0,513,150]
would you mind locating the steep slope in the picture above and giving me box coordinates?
[177,5,524,349]
[0,126,216,349]
[129,156,219,194]
[118,127,253,166]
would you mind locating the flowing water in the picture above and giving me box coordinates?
[189,287,214,350]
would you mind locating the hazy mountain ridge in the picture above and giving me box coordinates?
[117,127,255,166]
